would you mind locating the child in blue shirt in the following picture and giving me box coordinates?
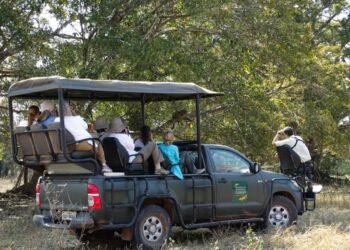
[158,130,184,180]
[158,130,205,179]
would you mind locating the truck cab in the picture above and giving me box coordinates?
[7,76,320,249]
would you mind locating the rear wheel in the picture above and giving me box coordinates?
[266,196,297,228]
[134,205,171,249]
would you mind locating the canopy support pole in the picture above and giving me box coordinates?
[58,88,67,159]
[141,94,145,126]
[196,95,202,169]
[8,97,18,163]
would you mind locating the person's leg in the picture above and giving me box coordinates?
[75,141,92,151]
[133,142,163,164]
[182,152,196,173]
[75,141,111,172]
[181,151,205,174]
[95,142,106,165]
[133,142,168,174]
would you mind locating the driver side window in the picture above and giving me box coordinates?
[210,148,250,173]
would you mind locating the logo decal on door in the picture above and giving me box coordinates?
[232,181,248,202]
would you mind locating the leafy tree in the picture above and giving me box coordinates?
[1,0,350,186]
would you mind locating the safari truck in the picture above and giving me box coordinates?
[7,76,320,249]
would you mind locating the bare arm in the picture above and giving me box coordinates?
[272,130,284,145]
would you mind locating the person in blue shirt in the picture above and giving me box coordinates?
[158,130,205,180]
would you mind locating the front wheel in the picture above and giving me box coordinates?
[134,205,171,249]
[266,196,297,228]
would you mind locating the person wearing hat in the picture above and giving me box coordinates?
[54,101,112,173]
[92,116,109,139]
[105,117,169,175]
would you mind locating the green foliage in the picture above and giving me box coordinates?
[1,0,350,179]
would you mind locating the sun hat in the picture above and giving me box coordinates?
[110,117,127,133]
[94,116,108,130]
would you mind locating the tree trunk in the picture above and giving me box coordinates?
[24,168,28,184]
[9,170,41,196]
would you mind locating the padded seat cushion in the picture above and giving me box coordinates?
[276,145,301,176]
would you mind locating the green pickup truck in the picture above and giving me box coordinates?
[7,77,320,249]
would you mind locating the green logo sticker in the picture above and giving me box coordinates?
[232,181,248,202]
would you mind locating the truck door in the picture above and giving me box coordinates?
[208,148,265,218]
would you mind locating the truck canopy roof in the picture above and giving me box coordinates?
[8,76,222,102]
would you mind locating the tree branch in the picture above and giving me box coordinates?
[0,105,21,113]
[54,33,84,41]
[314,9,343,36]
[52,20,73,36]
[109,0,143,25]
[0,49,14,64]
[265,79,307,96]
[154,105,227,133]
[0,29,8,51]
[157,26,222,36]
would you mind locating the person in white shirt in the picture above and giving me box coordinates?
[104,117,169,175]
[55,102,112,173]
[272,126,311,163]
[272,126,313,181]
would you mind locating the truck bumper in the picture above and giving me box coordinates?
[33,215,94,229]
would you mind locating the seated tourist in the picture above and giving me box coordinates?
[158,130,205,180]
[104,117,169,175]
[54,101,112,173]
[18,105,40,128]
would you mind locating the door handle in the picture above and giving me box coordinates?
[218,178,227,183]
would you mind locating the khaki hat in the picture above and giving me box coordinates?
[94,116,108,130]
[110,117,127,133]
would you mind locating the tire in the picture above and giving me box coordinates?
[134,205,171,249]
[266,196,298,228]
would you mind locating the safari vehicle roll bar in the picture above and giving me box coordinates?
[7,76,222,173]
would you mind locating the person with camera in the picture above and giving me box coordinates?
[272,126,313,180]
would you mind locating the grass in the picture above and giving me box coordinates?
[0,179,350,249]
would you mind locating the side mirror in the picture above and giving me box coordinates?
[251,162,261,174]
